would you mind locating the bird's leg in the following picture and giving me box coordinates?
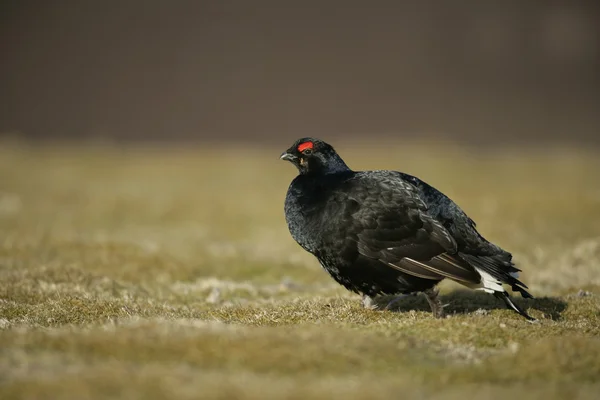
[361,294,378,309]
[424,287,444,318]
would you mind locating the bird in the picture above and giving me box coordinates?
[281,137,534,320]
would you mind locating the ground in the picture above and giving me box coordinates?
[1,139,599,399]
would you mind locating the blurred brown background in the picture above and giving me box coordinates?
[1,1,599,146]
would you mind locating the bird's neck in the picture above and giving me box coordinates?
[290,169,354,199]
[324,155,351,174]
[305,155,351,176]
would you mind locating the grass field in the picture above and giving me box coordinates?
[1,139,600,399]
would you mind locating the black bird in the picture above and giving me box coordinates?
[281,138,534,320]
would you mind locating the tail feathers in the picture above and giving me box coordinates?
[512,283,534,299]
[459,252,533,299]
[494,291,535,321]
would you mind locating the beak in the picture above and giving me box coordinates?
[280,152,297,162]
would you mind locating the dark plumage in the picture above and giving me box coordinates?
[281,138,534,320]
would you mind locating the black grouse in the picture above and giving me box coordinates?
[281,138,534,320]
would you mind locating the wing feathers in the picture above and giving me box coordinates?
[383,259,444,280]
[343,174,530,298]
[424,255,480,283]
[396,255,480,284]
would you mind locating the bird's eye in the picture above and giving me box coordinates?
[302,148,313,155]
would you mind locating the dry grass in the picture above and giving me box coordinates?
[1,139,600,399]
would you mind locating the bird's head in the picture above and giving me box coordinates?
[280,138,350,175]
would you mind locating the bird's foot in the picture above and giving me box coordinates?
[361,294,378,310]
[424,287,445,319]
[362,294,412,310]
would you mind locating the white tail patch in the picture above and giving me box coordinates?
[509,271,520,279]
[471,268,505,293]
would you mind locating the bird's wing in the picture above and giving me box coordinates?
[334,172,481,284]
[394,172,532,298]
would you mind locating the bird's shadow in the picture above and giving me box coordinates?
[376,290,567,320]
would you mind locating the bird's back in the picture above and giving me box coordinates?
[395,172,506,254]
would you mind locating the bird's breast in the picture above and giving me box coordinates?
[284,187,331,254]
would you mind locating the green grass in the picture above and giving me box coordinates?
[1,139,600,399]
